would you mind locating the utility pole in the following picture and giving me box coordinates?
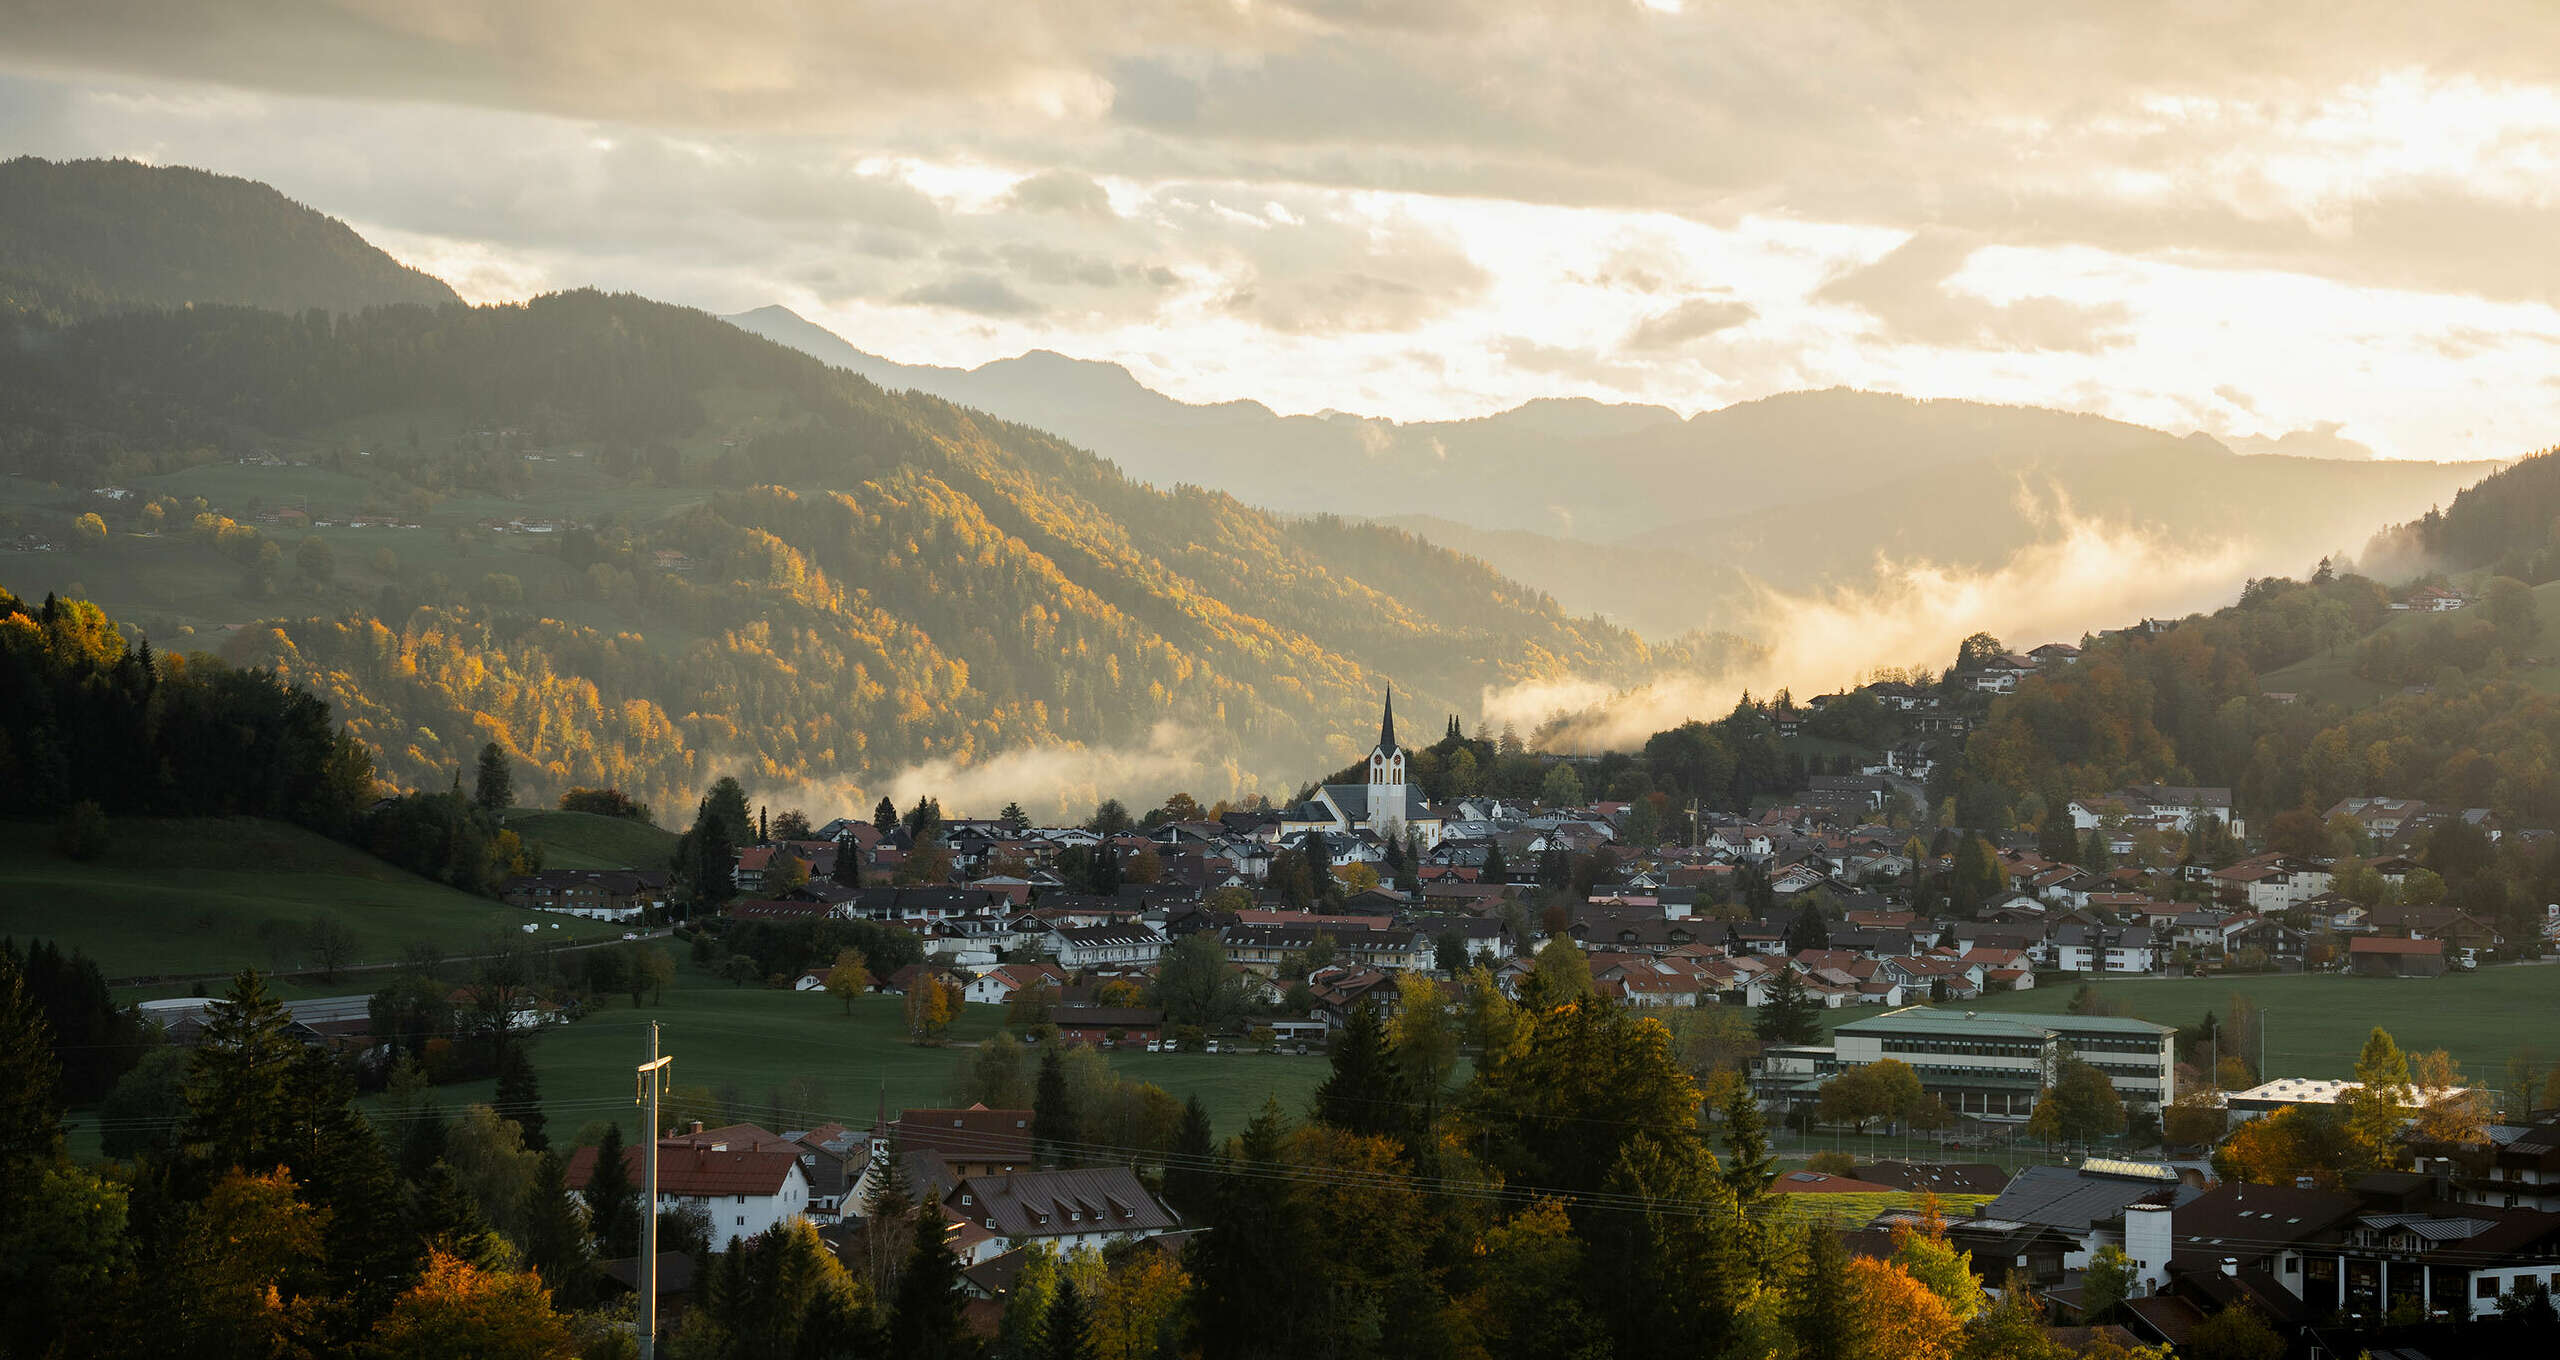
[635,1023,671,1360]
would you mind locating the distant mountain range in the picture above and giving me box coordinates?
[0,156,460,322]
[730,305,2495,637]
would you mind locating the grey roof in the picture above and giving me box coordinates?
[1319,783,1431,823]
[1984,1163,2201,1232]
[949,1166,1178,1239]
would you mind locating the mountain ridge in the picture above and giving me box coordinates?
[0,156,462,322]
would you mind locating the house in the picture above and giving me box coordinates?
[1049,1006,1163,1048]
[500,868,671,920]
[964,963,1068,1007]
[1984,1160,2200,1268]
[882,1105,1036,1179]
[2348,935,2447,977]
[2121,1178,2560,1323]
[1802,1006,2177,1119]
[2050,924,2161,975]
[568,1123,813,1251]
[941,1167,1181,1266]
[1044,923,1166,969]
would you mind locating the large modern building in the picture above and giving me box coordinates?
[1755,1005,2178,1121]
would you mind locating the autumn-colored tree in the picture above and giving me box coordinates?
[1089,1250,1189,1360]
[2341,1026,2413,1170]
[1331,861,1381,895]
[2410,1048,2490,1144]
[363,1250,575,1359]
[1530,934,1596,1001]
[1841,1255,1963,1360]
[825,947,871,1016]
[2214,1103,2355,1187]
[166,1169,331,1359]
[903,975,957,1043]
[2025,1056,2126,1146]
[767,852,811,894]
[2183,1303,2284,1360]
[1888,1203,1983,1324]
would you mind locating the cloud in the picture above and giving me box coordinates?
[876,722,1219,822]
[1480,494,2287,751]
[1817,229,2131,353]
[898,271,1044,316]
[1006,168,1116,217]
[1623,296,1754,350]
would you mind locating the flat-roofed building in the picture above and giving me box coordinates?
[1816,1005,2177,1119]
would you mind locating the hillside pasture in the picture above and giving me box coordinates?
[0,816,624,983]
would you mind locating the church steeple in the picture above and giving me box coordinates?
[1377,687,1398,755]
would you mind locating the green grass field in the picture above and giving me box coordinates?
[0,816,627,984]
[2259,576,2560,706]
[1830,967,2560,1090]
[411,963,1340,1147]
[508,809,679,870]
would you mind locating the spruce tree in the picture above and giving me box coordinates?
[1754,967,1822,1045]
[411,1161,512,1270]
[1312,1003,1404,1139]
[494,1041,548,1150]
[1191,1101,1316,1360]
[0,954,64,1170]
[583,1122,640,1258]
[523,1150,592,1307]
[1043,1276,1093,1360]
[474,741,513,813]
[1164,1095,1215,1218]
[1788,1223,1863,1360]
[1033,1045,1077,1166]
[181,968,301,1170]
[1480,841,1506,884]
[887,1207,972,1358]
[874,797,900,837]
[833,836,864,887]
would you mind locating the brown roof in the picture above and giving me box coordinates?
[894,1105,1034,1166]
[2349,935,2443,956]
[1769,1171,1900,1194]
[945,1166,1178,1239]
[566,1136,806,1198]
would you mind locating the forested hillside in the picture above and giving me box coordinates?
[2373,446,2560,581]
[0,291,1712,814]
[0,157,460,323]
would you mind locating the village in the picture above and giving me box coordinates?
[403,682,2560,1347]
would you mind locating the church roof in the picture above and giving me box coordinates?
[1378,688,1398,755]
[1320,784,1435,823]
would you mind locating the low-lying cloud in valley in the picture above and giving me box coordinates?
[1483,503,2286,752]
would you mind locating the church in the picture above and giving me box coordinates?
[1282,690,1446,850]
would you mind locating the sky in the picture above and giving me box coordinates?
[8,2,2560,460]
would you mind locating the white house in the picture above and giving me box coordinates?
[1045,923,1166,969]
[941,1167,1181,1266]
[568,1123,812,1252]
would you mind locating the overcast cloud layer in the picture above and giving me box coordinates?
[8,1,2560,457]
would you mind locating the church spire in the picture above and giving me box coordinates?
[1378,686,1397,754]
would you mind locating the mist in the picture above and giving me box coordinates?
[1483,506,2317,752]
[870,722,1244,824]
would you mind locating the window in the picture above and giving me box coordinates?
[962,1194,973,1206]
[2478,1277,2499,1300]
[736,1216,745,1226]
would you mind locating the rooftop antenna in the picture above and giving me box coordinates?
[634,1023,672,1360]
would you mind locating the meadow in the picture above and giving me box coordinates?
[1,816,628,985]
[415,961,1336,1147]
[507,809,680,871]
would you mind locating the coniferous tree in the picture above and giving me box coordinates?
[521,1150,591,1308]
[181,968,302,1170]
[1754,966,1822,1046]
[1480,840,1506,884]
[411,1161,512,1270]
[874,797,900,837]
[582,1122,639,1259]
[887,1207,975,1358]
[0,954,64,1172]
[1190,1101,1316,1360]
[1311,1003,1404,1140]
[1788,1224,1864,1360]
[833,835,864,887]
[492,1042,547,1151]
[1042,1277,1093,1360]
[1033,1045,1077,1165]
[999,802,1030,835]
[1163,1096,1215,1218]
[473,741,513,812]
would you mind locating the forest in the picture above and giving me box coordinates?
[0,290,1730,815]
[0,156,459,324]
[1,949,2215,1360]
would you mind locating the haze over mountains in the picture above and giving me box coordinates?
[0,155,2516,806]
[730,304,2493,640]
